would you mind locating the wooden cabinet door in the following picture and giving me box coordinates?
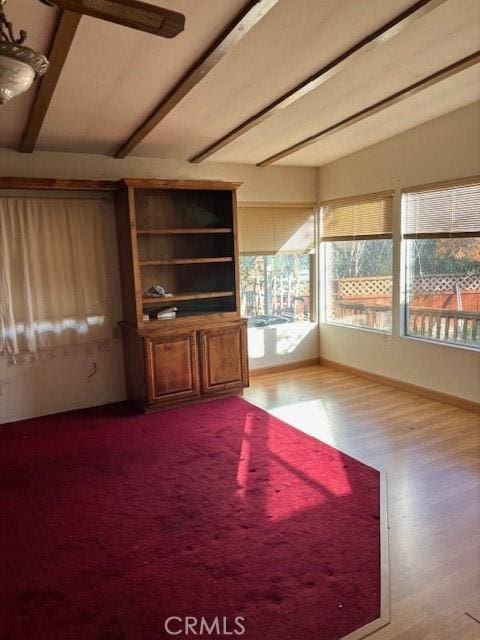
[146,332,200,404]
[199,322,249,394]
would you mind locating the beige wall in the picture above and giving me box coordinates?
[0,150,317,202]
[318,102,480,403]
[0,151,317,422]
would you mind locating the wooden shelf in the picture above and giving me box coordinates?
[142,291,234,304]
[140,257,233,266]
[116,179,246,412]
[137,228,233,235]
[141,310,228,327]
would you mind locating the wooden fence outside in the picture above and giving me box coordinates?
[337,273,480,299]
[408,307,479,344]
[333,300,479,346]
[333,273,480,345]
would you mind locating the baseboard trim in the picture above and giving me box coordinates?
[319,357,480,414]
[250,358,320,377]
[0,396,128,425]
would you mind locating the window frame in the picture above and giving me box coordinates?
[321,239,394,334]
[402,237,480,351]
[237,201,317,326]
[320,191,394,335]
[401,176,480,351]
[239,252,316,325]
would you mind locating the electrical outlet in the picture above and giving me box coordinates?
[87,362,97,381]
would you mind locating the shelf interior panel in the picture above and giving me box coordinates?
[134,189,233,230]
[142,292,237,318]
[140,262,236,299]
[137,232,234,261]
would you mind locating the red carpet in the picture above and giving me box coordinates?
[0,397,380,640]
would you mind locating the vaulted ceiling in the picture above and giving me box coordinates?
[1,0,479,167]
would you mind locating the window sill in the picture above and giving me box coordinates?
[320,320,391,336]
[401,334,480,353]
[247,320,317,331]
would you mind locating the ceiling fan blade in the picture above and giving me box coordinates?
[43,0,185,38]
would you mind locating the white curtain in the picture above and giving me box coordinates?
[0,196,114,362]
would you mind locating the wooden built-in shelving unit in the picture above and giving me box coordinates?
[114,178,249,412]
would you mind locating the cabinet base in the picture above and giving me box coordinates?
[121,319,249,413]
[133,388,245,414]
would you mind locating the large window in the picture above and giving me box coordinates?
[321,192,393,332]
[240,254,312,326]
[403,179,480,349]
[237,205,314,327]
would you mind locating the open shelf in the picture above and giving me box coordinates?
[137,228,233,235]
[142,291,234,304]
[139,257,233,266]
[137,232,233,262]
[141,309,230,327]
[117,183,239,323]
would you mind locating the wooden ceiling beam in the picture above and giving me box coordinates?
[190,0,448,163]
[114,0,279,159]
[20,10,82,154]
[256,51,480,167]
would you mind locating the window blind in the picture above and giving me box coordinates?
[402,178,480,238]
[237,205,315,255]
[320,191,393,240]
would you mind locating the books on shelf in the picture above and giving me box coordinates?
[156,306,177,320]
[142,306,178,321]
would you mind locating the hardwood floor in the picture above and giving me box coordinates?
[245,365,480,640]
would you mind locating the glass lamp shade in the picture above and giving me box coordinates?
[0,42,49,105]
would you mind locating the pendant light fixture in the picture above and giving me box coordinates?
[0,0,49,105]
